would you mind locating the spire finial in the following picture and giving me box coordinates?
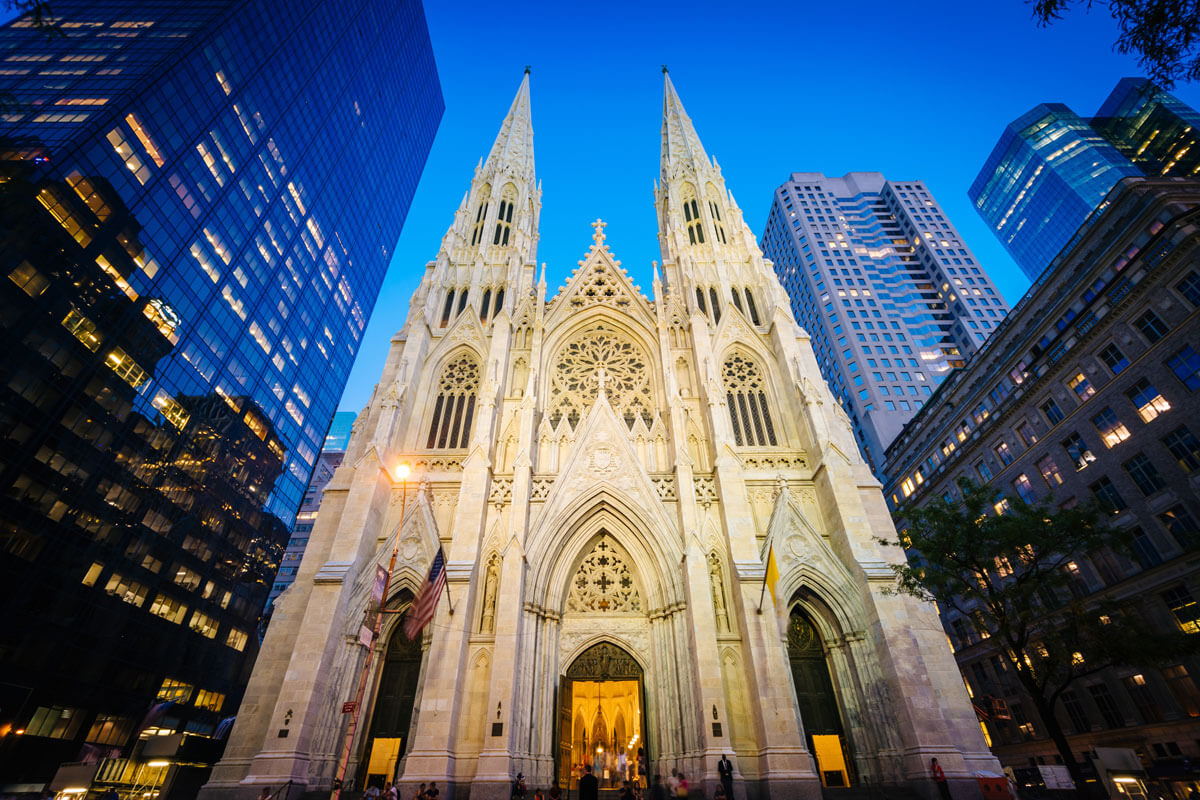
[524,65,531,74]
[591,218,607,246]
[661,64,668,74]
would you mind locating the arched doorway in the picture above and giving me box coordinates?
[362,627,423,788]
[557,642,647,791]
[788,606,851,788]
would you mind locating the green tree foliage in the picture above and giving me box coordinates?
[1033,0,1200,88]
[882,479,1199,784]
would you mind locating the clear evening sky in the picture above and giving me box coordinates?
[339,1,1200,413]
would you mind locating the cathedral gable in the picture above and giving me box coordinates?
[546,223,654,329]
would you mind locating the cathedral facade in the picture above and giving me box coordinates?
[200,73,997,800]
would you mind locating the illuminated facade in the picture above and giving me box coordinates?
[969,79,1200,281]
[0,0,440,792]
[884,178,1200,777]
[760,173,1009,477]
[202,73,998,800]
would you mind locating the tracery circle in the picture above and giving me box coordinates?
[439,354,480,393]
[548,324,654,428]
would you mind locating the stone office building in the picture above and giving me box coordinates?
[884,177,1200,768]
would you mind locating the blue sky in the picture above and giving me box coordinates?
[338,1,1200,412]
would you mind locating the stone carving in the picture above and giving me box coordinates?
[480,553,499,634]
[530,478,553,500]
[708,553,730,632]
[488,478,513,507]
[651,476,676,501]
[693,476,717,507]
[566,537,642,613]
[547,323,655,430]
[565,641,643,679]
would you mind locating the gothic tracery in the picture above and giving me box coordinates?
[547,324,655,429]
[566,537,642,614]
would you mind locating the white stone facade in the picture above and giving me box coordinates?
[199,73,998,800]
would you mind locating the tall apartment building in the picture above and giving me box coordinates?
[884,178,1200,779]
[760,172,1009,475]
[0,0,440,792]
[266,411,354,609]
[970,78,1200,281]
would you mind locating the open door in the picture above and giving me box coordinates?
[556,675,573,789]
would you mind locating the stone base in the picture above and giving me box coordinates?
[751,774,823,800]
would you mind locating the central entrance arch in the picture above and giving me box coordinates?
[556,642,647,790]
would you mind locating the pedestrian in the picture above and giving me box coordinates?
[533,788,544,800]
[665,769,679,798]
[930,758,952,800]
[650,774,667,800]
[717,753,734,800]
[512,772,527,799]
[713,783,726,800]
[427,782,440,800]
[365,784,381,800]
[675,773,688,798]
[579,764,599,800]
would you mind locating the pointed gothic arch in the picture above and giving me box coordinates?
[705,183,726,244]
[544,320,658,431]
[493,183,517,246]
[680,182,704,245]
[470,183,491,246]
[721,349,778,447]
[425,349,480,450]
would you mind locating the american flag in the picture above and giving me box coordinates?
[404,547,446,639]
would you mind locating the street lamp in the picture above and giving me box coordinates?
[331,460,412,800]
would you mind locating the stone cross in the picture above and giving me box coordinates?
[591,218,606,245]
[594,366,610,394]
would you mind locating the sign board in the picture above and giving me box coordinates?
[342,702,357,714]
[1039,765,1075,790]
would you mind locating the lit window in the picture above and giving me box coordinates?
[8,261,48,296]
[195,689,225,712]
[148,593,188,624]
[1036,455,1063,488]
[62,309,103,351]
[1012,473,1036,503]
[124,113,164,167]
[1127,378,1171,422]
[157,678,193,703]
[105,347,147,388]
[1067,373,1095,402]
[1062,432,1096,471]
[1091,407,1131,448]
[1163,586,1200,634]
[225,628,248,651]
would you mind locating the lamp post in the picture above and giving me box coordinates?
[331,461,411,800]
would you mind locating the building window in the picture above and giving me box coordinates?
[723,352,777,447]
[1158,505,1200,550]
[1091,407,1131,448]
[1123,453,1166,496]
[1177,270,1200,308]
[994,441,1014,466]
[1042,398,1065,425]
[1136,310,1170,343]
[1062,432,1096,470]
[1036,455,1063,488]
[1012,473,1036,503]
[1090,476,1126,514]
[25,706,85,740]
[975,459,993,481]
[85,714,133,746]
[743,288,761,325]
[709,287,722,324]
[1067,373,1095,402]
[1162,665,1200,716]
[1127,378,1171,422]
[1163,586,1200,634]
[1016,420,1038,446]
[493,188,515,246]
[1163,426,1200,472]
[709,198,727,244]
[1060,690,1091,734]
[1098,343,1130,374]
[470,195,489,246]
[1123,673,1164,722]
[1131,527,1164,567]
[157,677,194,703]
[426,353,479,449]
[1167,346,1200,391]
[683,193,705,245]
[1087,683,1125,728]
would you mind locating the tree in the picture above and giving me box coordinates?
[882,479,1200,788]
[1032,0,1200,88]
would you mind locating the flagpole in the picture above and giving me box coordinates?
[331,462,410,800]
[439,545,454,614]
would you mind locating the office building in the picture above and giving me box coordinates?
[267,411,355,609]
[970,78,1200,281]
[885,178,1200,776]
[0,0,441,793]
[760,172,1009,475]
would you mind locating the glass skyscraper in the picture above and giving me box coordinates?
[0,0,441,792]
[760,172,1009,476]
[969,78,1200,281]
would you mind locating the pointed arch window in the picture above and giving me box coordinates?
[440,289,456,327]
[683,192,705,245]
[709,287,721,324]
[480,288,492,323]
[493,187,516,246]
[426,353,479,449]
[695,287,707,316]
[709,199,726,244]
[744,288,761,325]
[723,352,778,447]
[470,198,490,246]
[731,288,743,313]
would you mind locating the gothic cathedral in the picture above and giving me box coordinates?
[201,73,998,800]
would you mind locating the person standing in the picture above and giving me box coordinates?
[579,765,599,800]
[930,758,952,800]
[717,754,734,800]
[665,769,679,798]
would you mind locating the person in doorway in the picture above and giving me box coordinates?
[579,764,599,800]
[717,754,734,800]
[364,784,381,800]
[930,758,952,800]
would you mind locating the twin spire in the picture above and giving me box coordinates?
[478,68,714,190]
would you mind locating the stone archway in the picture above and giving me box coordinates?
[788,606,851,788]
[557,642,647,790]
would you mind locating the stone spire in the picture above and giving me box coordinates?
[660,68,710,179]
[482,68,535,187]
